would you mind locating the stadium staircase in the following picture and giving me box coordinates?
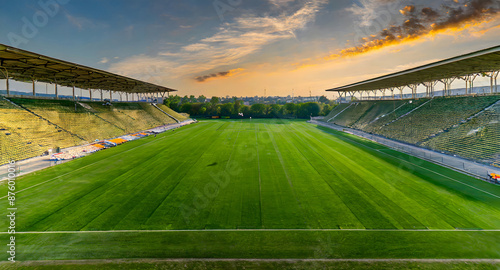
[382,98,433,128]
[152,103,180,123]
[326,103,353,122]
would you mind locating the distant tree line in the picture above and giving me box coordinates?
[164,95,337,119]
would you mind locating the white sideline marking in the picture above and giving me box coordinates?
[5,259,500,265]
[1,228,499,234]
[376,149,500,200]
[313,121,500,200]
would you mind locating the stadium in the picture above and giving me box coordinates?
[1,1,500,269]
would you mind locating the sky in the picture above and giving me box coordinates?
[0,0,499,98]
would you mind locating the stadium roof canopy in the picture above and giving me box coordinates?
[326,45,500,93]
[0,43,177,93]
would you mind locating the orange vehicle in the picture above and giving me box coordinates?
[489,173,500,181]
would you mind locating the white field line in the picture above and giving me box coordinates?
[375,149,500,200]
[0,123,202,200]
[1,228,500,234]
[9,258,500,264]
[313,122,500,200]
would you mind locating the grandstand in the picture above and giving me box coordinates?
[0,44,188,166]
[0,97,84,165]
[322,95,500,166]
[0,97,188,165]
[378,96,499,144]
[11,98,125,142]
[324,45,500,167]
[82,102,178,133]
[422,100,500,165]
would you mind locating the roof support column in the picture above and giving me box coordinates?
[126,92,129,102]
[496,71,499,93]
[431,81,437,97]
[109,90,113,101]
[32,78,36,97]
[408,84,418,99]
[461,74,478,95]
[100,90,103,101]
[423,83,429,98]
[488,71,499,94]
[0,68,9,96]
[89,89,92,101]
[381,89,386,100]
[440,78,455,96]
[389,87,395,100]
[422,81,438,98]
[55,82,58,99]
[72,85,75,100]
[397,86,405,100]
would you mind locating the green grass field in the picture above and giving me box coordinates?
[1,119,500,267]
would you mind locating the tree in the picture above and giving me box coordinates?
[164,95,181,111]
[297,102,321,118]
[241,105,251,116]
[198,95,207,103]
[199,106,207,115]
[319,95,329,103]
[180,103,193,114]
[284,103,297,116]
[268,104,281,118]
[250,103,266,117]
[210,96,220,106]
[221,103,234,116]
[189,95,197,103]
[321,104,332,116]
[233,100,242,113]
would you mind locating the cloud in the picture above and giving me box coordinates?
[268,0,296,8]
[108,55,176,85]
[399,5,415,16]
[346,0,399,27]
[110,0,327,82]
[99,57,109,64]
[64,12,96,30]
[182,43,211,52]
[176,0,327,72]
[195,68,244,82]
[331,0,500,59]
